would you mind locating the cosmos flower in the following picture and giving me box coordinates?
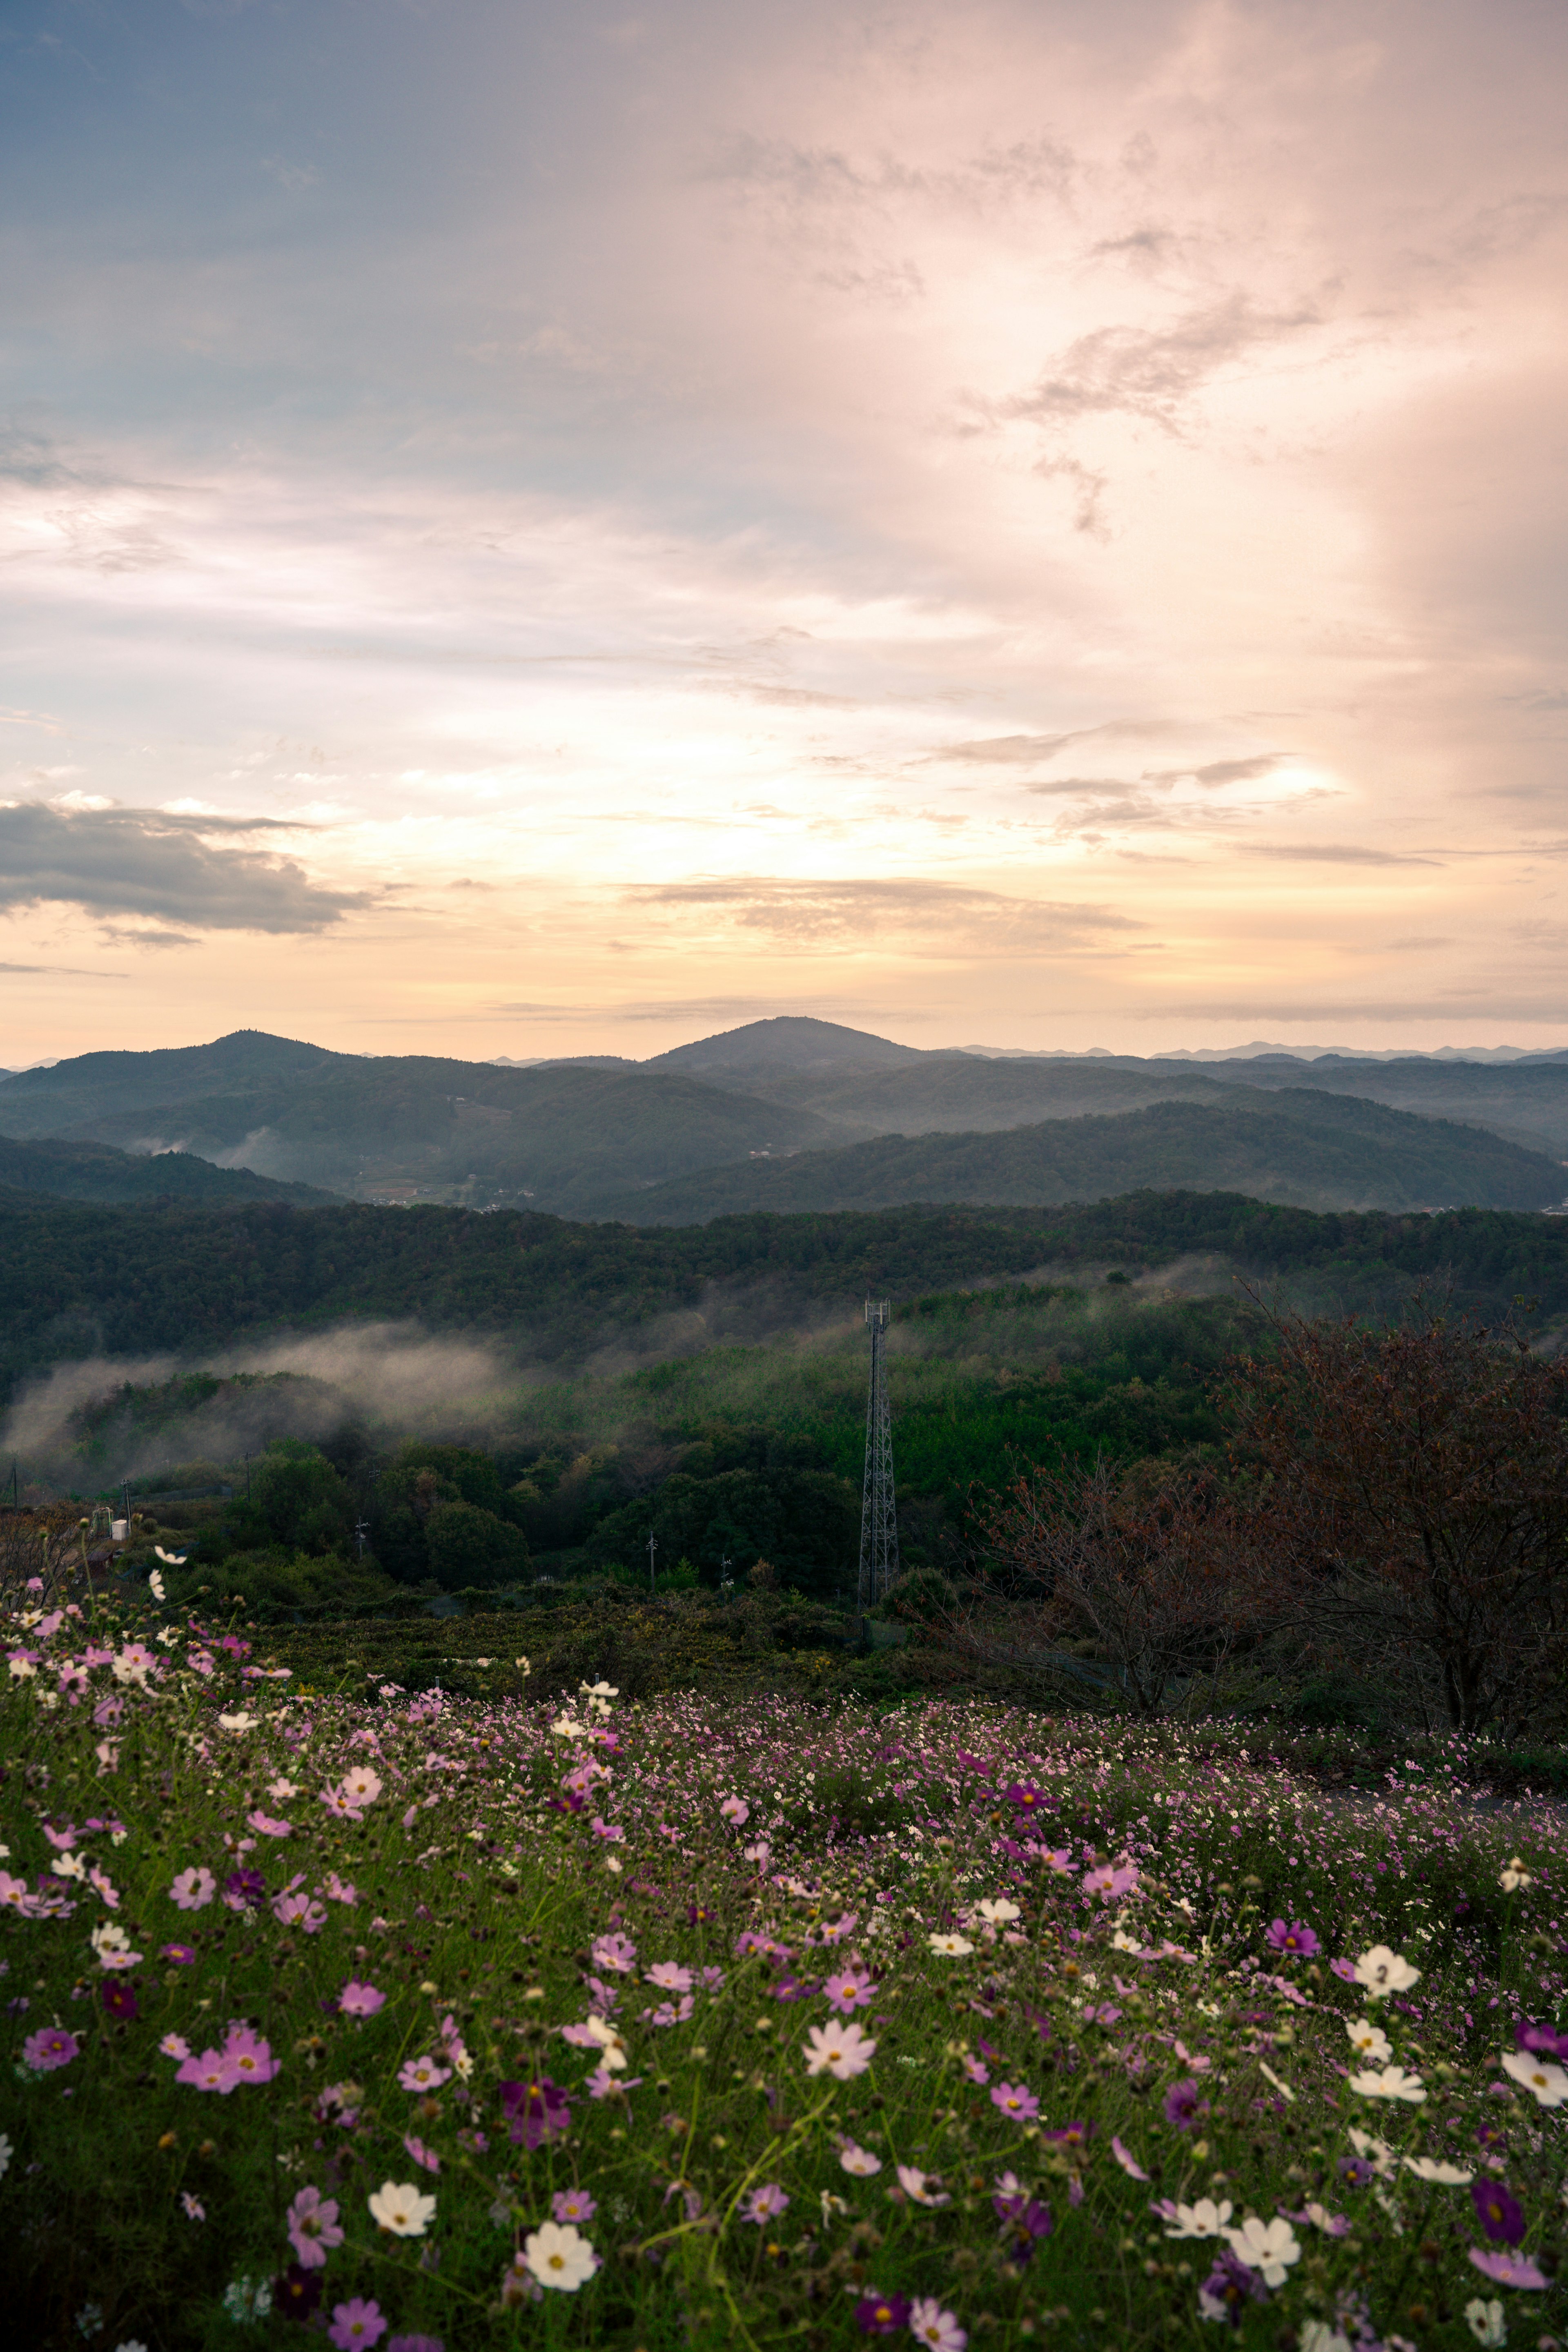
[856,2291,911,2334]
[1345,2018,1391,2062]
[397,2055,452,2094]
[1349,2065,1427,2103]
[169,1866,216,1911]
[1467,2248,1547,2289]
[1223,2214,1302,2287]
[22,2026,78,2072]
[1471,2181,1526,2245]
[990,2081,1040,2121]
[927,1932,973,1957]
[738,2183,791,2225]
[822,1967,876,2013]
[1501,2051,1568,2108]
[1265,1918,1320,1956]
[338,1981,385,2017]
[327,2297,388,2348]
[526,2220,601,2295]
[1352,1945,1421,1999]
[368,2181,437,2238]
[1159,2198,1234,2239]
[287,2187,345,2270]
[895,2166,950,2209]
[803,2020,877,2080]
[839,2141,882,2176]
[908,2299,967,2352]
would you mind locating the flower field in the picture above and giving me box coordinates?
[3,1588,1566,2352]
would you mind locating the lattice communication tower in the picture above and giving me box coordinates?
[857,1297,900,1610]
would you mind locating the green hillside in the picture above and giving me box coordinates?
[5,1189,1568,1415]
[0,1133,337,1208]
[603,1089,1568,1221]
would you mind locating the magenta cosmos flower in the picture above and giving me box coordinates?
[1265,1919,1321,1957]
[1471,2181,1526,2245]
[22,2025,78,2072]
[856,2291,911,2334]
[1164,2078,1209,2130]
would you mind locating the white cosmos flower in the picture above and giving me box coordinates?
[927,1933,973,1957]
[147,1571,166,1601]
[1500,1856,1533,1893]
[1299,2325,1355,2352]
[1502,2050,1568,2107]
[1161,2198,1234,2239]
[218,1712,258,1732]
[1345,2018,1391,2062]
[1464,2296,1507,2347]
[1350,2064,1427,2103]
[368,2180,437,2238]
[523,2221,599,2292]
[1348,2128,1397,2177]
[977,1899,1021,1924]
[1223,2214,1302,2287]
[550,1716,586,1740]
[1353,1944,1421,1999]
[1404,2155,1474,2184]
[0,2133,11,2179]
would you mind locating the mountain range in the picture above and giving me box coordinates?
[1,1016,1566,1218]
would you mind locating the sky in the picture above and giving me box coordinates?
[2,0,1566,1067]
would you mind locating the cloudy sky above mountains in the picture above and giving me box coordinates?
[2,0,1566,1061]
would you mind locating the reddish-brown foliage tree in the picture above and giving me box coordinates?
[1219,1301,1568,1737]
[973,1460,1281,1716]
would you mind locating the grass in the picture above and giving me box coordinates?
[3,1583,1566,2352]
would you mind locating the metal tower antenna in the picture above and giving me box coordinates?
[857,1298,900,1610]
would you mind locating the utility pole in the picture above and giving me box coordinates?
[354,1519,368,1562]
[857,1298,900,1612]
[647,1530,658,1594]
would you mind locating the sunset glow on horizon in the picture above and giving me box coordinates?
[3,0,1566,1066]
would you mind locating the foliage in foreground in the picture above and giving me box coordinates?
[2,1589,1567,2352]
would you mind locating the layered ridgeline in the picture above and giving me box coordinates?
[6,1018,1568,1214]
[606,1091,1566,1221]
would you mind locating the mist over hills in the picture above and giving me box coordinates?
[3,1016,1568,1218]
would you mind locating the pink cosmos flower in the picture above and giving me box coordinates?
[169,1866,217,1911]
[991,2082,1041,2122]
[1468,2248,1548,2289]
[720,1796,751,1824]
[329,2296,388,2349]
[246,1811,291,1838]
[274,1892,328,1933]
[896,2166,951,2209]
[803,2020,878,2080]
[288,2185,345,2269]
[1081,1861,1139,1900]
[644,1962,693,1993]
[552,2188,597,2223]
[22,2026,78,2072]
[591,1931,637,1975]
[176,2047,237,2093]
[962,2056,991,2084]
[647,1995,696,2028]
[325,1873,357,1904]
[223,2023,281,2085]
[341,1766,382,1806]
[403,2136,441,2174]
[339,1980,386,2017]
[909,2298,968,2352]
[1111,2136,1150,2182]
[161,2033,192,2060]
[738,2183,790,2225]
[181,2192,205,2221]
[822,1967,876,2013]
[399,2054,452,2093]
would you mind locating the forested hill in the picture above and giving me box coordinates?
[4,1189,1568,1405]
[604,1091,1567,1222]
[0,1134,337,1208]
